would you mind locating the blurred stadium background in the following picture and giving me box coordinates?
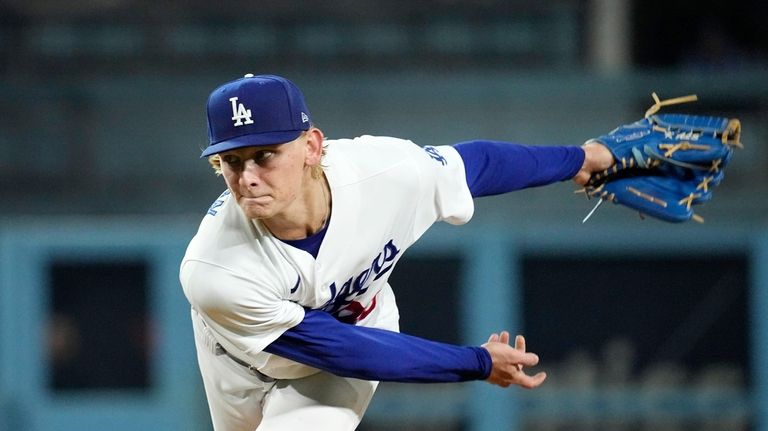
[0,1,766,430]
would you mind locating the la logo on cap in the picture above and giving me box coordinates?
[229,96,253,126]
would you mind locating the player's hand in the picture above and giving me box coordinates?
[482,332,547,389]
[572,141,614,186]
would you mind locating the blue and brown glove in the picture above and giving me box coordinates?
[580,93,742,223]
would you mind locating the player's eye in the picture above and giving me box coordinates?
[253,151,274,163]
[221,155,241,166]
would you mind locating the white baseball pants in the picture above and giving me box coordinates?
[191,309,378,431]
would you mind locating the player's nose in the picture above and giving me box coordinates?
[240,159,261,187]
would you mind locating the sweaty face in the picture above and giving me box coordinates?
[218,136,308,220]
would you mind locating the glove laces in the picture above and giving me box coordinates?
[644,92,698,118]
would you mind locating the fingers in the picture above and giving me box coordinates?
[484,333,539,367]
[499,331,510,345]
[513,335,525,371]
[487,331,511,344]
[483,333,545,389]
[515,335,525,352]
[517,351,540,367]
[517,371,548,389]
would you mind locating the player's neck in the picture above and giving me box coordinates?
[262,175,331,241]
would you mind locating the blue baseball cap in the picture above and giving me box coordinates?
[201,74,312,157]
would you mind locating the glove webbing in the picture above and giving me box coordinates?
[644,92,698,118]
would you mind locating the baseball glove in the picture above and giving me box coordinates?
[580,93,742,223]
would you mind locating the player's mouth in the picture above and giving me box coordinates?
[240,195,273,205]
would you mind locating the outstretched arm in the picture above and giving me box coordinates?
[454,140,585,197]
[453,140,615,196]
[264,309,544,388]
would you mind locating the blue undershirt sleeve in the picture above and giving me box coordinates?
[264,309,492,383]
[453,140,585,197]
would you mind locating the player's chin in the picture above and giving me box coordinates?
[239,199,274,219]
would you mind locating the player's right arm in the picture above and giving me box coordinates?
[265,309,545,388]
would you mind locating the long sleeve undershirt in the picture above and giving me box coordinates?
[265,140,584,382]
[454,140,585,197]
[264,309,491,382]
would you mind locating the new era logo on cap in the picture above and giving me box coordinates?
[202,74,312,157]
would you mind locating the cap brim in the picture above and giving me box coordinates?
[200,130,304,158]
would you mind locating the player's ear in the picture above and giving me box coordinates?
[304,127,325,167]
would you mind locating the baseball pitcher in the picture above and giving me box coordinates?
[180,74,735,430]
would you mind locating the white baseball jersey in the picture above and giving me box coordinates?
[180,135,474,379]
